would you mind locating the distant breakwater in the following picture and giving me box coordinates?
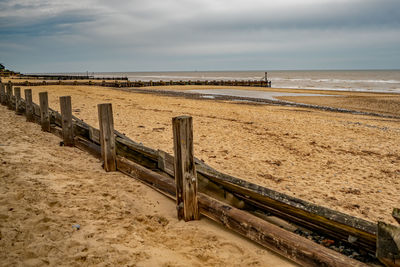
[8,78,272,88]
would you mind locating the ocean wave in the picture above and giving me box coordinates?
[271,78,400,84]
[273,85,400,93]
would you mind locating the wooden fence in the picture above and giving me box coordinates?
[1,82,399,266]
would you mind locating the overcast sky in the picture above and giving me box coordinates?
[0,0,399,72]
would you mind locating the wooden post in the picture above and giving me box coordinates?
[172,115,199,221]
[60,96,74,146]
[6,83,12,109]
[393,208,400,224]
[0,83,5,105]
[24,89,34,122]
[97,103,116,171]
[376,221,400,266]
[14,87,23,115]
[39,92,50,132]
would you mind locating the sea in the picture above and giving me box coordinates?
[44,70,400,93]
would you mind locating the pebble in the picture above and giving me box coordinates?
[294,228,377,263]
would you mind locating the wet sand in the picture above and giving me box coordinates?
[278,94,400,117]
[0,105,294,266]
[5,84,397,225]
[143,85,400,116]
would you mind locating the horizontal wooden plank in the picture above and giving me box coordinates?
[195,161,377,253]
[116,156,176,199]
[74,136,102,159]
[115,137,158,170]
[198,193,367,267]
[50,126,63,139]
[157,149,174,177]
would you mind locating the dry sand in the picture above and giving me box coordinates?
[13,84,400,225]
[0,105,294,266]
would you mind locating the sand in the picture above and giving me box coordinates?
[278,94,400,117]
[8,84,397,225]
[0,105,294,266]
[141,85,400,116]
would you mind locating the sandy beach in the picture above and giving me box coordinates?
[0,104,294,266]
[0,83,395,224]
[1,81,400,265]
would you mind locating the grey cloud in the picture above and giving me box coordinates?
[1,0,399,72]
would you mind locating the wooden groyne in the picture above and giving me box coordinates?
[8,79,272,88]
[1,82,399,266]
[17,74,129,81]
[7,72,273,88]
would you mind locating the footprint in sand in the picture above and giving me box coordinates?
[219,241,245,255]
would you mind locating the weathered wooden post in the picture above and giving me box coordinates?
[24,89,34,122]
[172,115,199,221]
[97,103,116,171]
[39,92,50,132]
[14,87,23,115]
[6,83,13,109]
[376,221,400,266]
[393,208,400,224]
[0,83,5,105]
[60,96,74,146]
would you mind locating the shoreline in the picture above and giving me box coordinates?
[115,87,400,119]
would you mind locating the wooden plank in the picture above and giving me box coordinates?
[115,136,158,170]
[32,102,41,120]
[157,149,174,176]
[24,89,34,122]
[377,221,400,267]
[14,87,23,115]
[97,103,116,171]
[116,156,176,198]
[50,125,63,139]
[172,116,199,221]
[39,92,50,132]
[49,107,62,126]
[195,161,377,253]
[89,126,100,144]
[0,83,5,105]
[60,96,74,146]
[71,114,129,144]
[74,136,102,159]
[198,193,367,267]
[393,208,400,224]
